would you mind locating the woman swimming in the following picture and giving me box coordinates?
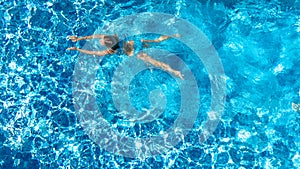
[67,34,184,79]
[67,34,134,56]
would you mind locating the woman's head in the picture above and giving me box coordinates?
[100,34,119,49]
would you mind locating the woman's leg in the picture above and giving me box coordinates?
[141,34,180,43]
[137,52,184,80]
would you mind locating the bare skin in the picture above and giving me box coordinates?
[141,34,180,43]
[67,34,119,56]
[137,52,184,80]
[67,47,115,56]
[68,34,106,42]
[141,34,180,48]
[292,102,300,112]
[124,40,134,56]
[67,33,184,79]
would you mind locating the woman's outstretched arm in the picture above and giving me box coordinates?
[67,47,115,56]
[68,34,106,42]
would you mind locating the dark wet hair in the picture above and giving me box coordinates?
[103,35,120,50]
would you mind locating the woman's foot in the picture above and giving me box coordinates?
[68,36,78,42]
[67,47,78,50]
[142,43,150,48]
[292,102,300,112]
[173,33,180,38]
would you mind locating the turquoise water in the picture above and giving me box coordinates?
[1,0,300,168]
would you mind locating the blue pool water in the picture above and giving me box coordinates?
[1,0,300,168]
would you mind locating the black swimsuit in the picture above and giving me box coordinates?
[111,42,120,51]
[103,35,134,55]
